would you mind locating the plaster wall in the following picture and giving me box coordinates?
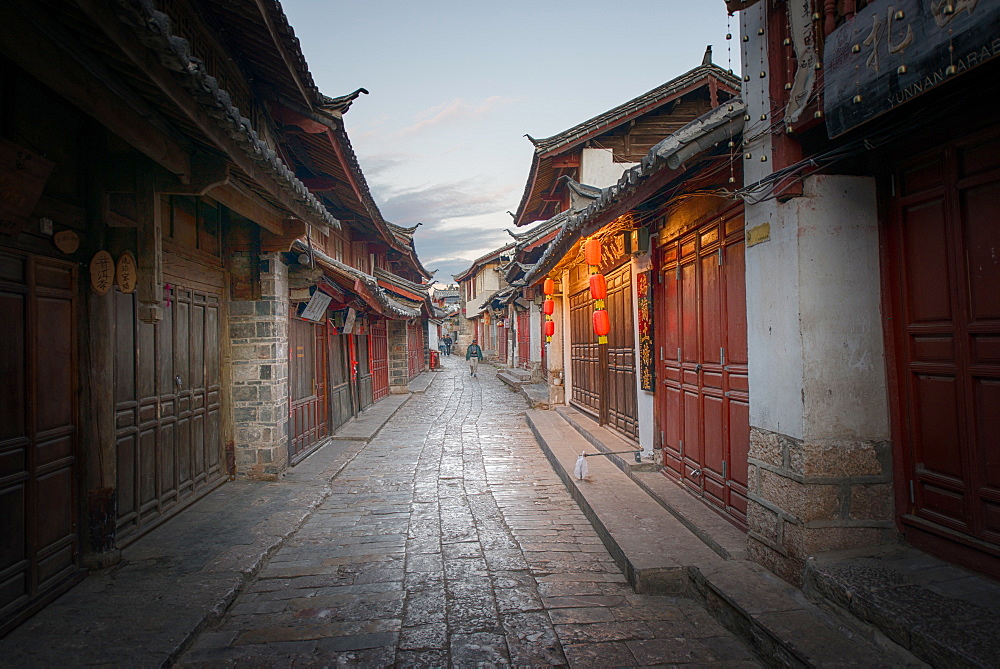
[631,256,654,454]
[580,148,637,188]
[530,302,542,363]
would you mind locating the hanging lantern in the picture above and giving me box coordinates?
[593,309,610,337]
[542,298,555,315]
[584,238,602,266]
[543,277,555,295]
[589,273,607,300]
[544,320,555,337]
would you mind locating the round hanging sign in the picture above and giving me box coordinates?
[116,250,137,294]
[89,250,114,296]
[53,230,80,254]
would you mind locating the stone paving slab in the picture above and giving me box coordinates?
[327,392,410,442]
[407,370,436,393]
[0,431,378,665]
[527,408,924,667]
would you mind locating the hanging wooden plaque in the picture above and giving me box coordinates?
[0,138,55,237]
[116,250,137,294]
[90,250,114,296]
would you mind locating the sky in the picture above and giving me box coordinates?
[281,1,737,284]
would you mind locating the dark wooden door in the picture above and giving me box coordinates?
[370,319,389,402]
[288,316,327,463]
[497,323,508,364]
[886,131,1000,568]
[354,334,374,411]
[115,285,223,543]
[605,263,638,439]
[327,332,353,431]
[657,210,749,526]
[0,251,82,635]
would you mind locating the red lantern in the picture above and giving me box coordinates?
[544,320,555,337]
[593,309,610,337]
[589,273,607,300]
[584,238,602,266]
[542,298,555,315]
[543,278,555,295]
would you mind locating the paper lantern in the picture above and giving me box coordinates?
[544,320,555,337]
[543,278,555,295]
[589,273,607,300]
[584,238,602,266]
[593,309,610,337]
[542,299,555,315]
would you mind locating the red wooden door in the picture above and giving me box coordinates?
[886,130,1000,571]
[656,209,748,526]
[569,284,600,417]
[517,309,530,369]
[288,315,328,463]
[0,251,82,635]
[369,319,389,402]
[497,323,508,363]
[406,320,423,380]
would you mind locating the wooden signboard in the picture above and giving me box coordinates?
[90,250,114,295]
[0,138,55,236]
[636,271,655,392]
[116,251,137,294]
[825,0,1000,138]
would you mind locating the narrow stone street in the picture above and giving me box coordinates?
[179,357,759,667]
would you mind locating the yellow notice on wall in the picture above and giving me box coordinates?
[746,223,771,248]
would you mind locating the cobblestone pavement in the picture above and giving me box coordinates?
[178,357,759,667]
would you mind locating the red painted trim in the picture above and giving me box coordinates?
[376,278,424,302]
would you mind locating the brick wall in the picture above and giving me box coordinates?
[228,253,289,480]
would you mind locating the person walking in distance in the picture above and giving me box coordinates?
[443,335,453,356]
[466,338,483,377]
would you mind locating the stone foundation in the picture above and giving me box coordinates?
[746,427,898,586]
[228,253,289,480]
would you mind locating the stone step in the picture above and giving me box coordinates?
[526,408,923,668]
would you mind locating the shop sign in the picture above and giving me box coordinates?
[0,138,55,237]
[824,0,1000,138]
[300,289,332,322]
[342,307,357,334]
[90,250,114,296]
[636,271,655,392]
[116,251,137,294]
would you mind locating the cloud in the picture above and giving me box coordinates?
[400,96,516,137]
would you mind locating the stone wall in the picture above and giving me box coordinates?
[746,427,896,585]
[387,319,409,393]
[228,252,289,480]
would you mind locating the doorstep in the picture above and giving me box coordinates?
[526,408,923,667]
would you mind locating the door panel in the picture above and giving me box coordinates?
[355,334,373,411]
[289,316,328,463]
[655,210,749,527]
[370,320,389,402]
[0,252,81,634]
[569,289,600,417]
[328,334,353,430]
[888,131,1000,564]
[115,284,222,543]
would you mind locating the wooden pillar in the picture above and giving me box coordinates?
[135,160,163,324]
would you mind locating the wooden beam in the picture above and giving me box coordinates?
[261,218,306,253]
[550,155,580,168]
[300,176,342,191]
[209,182,286,236]
[73,0,331,232]
[0,3,192,180]
[155,153,230,195]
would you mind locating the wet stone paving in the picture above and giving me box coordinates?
[179,357,759,667]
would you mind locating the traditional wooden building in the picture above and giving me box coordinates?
[509,53,741,447]
[726,0,1000,583]
[0,0,429,634]
[454,244,515,360]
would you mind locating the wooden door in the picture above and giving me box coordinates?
[406,320,423,380]
[0,251,82,635]
[886,130,1000,570]
[497,323,508,364]
[115,284,223,543]
[605,263,638,439]
[370,319,389,402]
[327,332,353,431]
[569,286,600,417]
[517,310,530,369]
[288,316,327,463]
[657,210,749,526]
[354,334,374,411]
